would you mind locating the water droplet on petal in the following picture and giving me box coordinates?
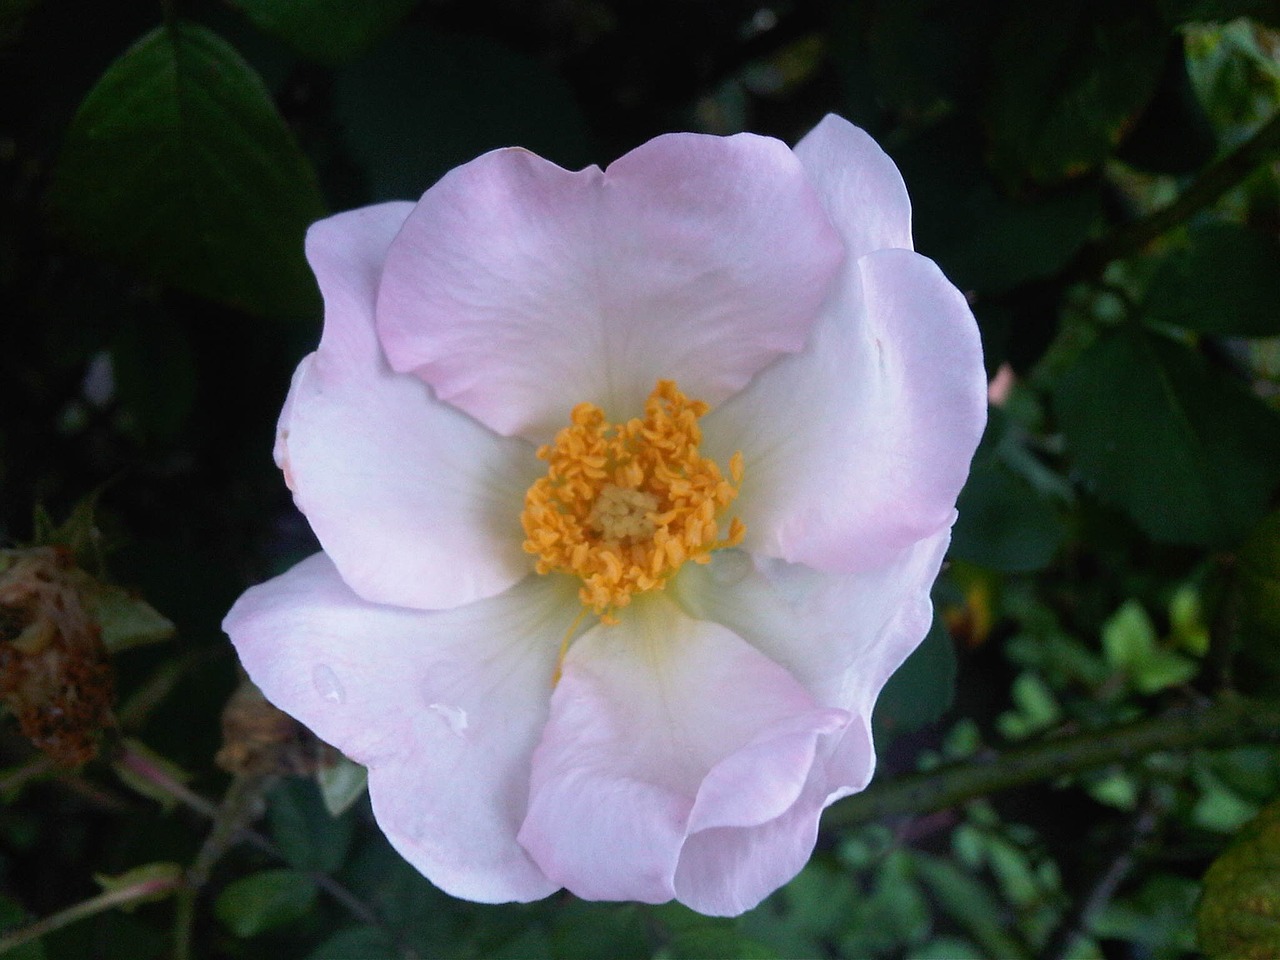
[708,548,751,587]
[429,703,469,737]
[312,664,345,704]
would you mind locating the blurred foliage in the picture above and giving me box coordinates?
[3,0,1280,957]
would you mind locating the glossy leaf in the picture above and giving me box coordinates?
[1144,223,1280,336]
[47,22,325,318]
[1054,326,1280,545]
[1198,798,1280,958]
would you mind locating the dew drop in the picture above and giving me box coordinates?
[429,703,469,737]
[312,664,345,704]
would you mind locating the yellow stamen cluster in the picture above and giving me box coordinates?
[521,380,745,622]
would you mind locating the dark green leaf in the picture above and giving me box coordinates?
[232,0,419,65]
[268,777,353,874]
[1054,326,1280,545]
[911,852,1031,960]
[897,123,1103,294]
[1198,797,1280,958]
[550,903,649,960]
[306,926,399,960]
[1144,223,1280,336]
[952,458,1066,572]
[874,615,956,740]
[91,585,174,652]
[864,0,994,115]
[1237,510,1280,692]
[1117,36,1218,174]
[985,2,1167,182]
[47,22,325,318]
[214,869,316,938]
[334,23,592,201]
[667,926,778,959]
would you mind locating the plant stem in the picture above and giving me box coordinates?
[172,774,270,960]
[0,872,181,954]
[1074,110,1280,274]
[115,743,415,959]
[825,693,1280,829]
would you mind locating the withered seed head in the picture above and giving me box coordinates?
[0,547,116,766]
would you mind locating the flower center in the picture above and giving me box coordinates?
[521,380,745,623]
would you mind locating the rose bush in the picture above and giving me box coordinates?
[223,113,986,916]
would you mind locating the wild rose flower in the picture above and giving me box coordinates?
[223,114,985,916]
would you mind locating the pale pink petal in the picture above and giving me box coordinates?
[704,248,985,572]
[675,528,951,797]
[223,554,578,903]
[517,598,847,909]
[793,113,913,258]
[375,136,843,440]
[674,776,828,916]
[282,204,539,611]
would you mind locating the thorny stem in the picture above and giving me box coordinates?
[1073,110,1280,275]
[0,872,182,955]
[824,693,1280,829]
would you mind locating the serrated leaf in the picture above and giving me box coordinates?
[47,22,325,318]
[316,755,367,816]
[215,869,316,938]
[1054,326,1280,545]
[1198,797,1280,958]
[986,2,1167,182]
[233,0,420,65]
[1144,223,1280,337]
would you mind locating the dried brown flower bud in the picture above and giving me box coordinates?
[216,678,336,777]
[0,547,116,765]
